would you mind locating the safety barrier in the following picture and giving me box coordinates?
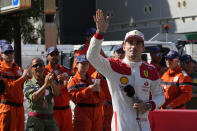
[149,109,197,131]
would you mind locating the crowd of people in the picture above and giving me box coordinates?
[0,9,197,131]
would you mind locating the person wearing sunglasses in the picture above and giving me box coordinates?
[113,45,125,59]
[161,50,192,109]
[24,57,60,131]
[87,9,165,131]
[0,44,31,131]
[45,46,73,131]
[149,46,167,77]
[72,27,107,76]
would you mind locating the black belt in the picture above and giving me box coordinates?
[77,103,100,107]
[174,104,185,109]
[54,105,70,110]
[1,100,23,107]
[107,100,112,105]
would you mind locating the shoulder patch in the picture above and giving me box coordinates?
[140,62,160,80]
[108,58,131,75]
[62,65,71,70]
[78,44,85,51]
[182,70,188,76]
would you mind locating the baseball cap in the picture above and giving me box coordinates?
[165,50,179,59]
[114,45,123,51]
[150,46,161,54]
[114,45,125,54]
[180,54,192,63]
[0,40,9,47]
[46,46,59,55]
[124,30,144,42]
[76,55,88,63]
[86,28,96,36]
[1,44,14,53]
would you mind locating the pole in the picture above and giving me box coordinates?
[13,12,22,66]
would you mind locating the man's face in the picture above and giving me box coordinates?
[31,59,45,76]
[151,52,162,64]
[77,62,89,75]
[165,57,179,69]
[2,51,14,63]
[47,51,59,65]
[86,34,93,43]
[182,60,193,74]
[123,37,144,61]
[114,49,125,59]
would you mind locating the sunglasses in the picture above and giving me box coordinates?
[165,58,175,61]
[156,53,162,57]
[4,51,14,55]
[32,63,44,68]
[116,49,125,54]
[50,52,59,56]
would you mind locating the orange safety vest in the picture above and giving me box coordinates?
[161,66,192,109]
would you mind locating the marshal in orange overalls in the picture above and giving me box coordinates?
[45,64,73,131]
[161,66,192,109]
[0,61,25,131]
[68,71,105,131]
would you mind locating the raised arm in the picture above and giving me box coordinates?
[87,9,113,79]
[93,9,110,34]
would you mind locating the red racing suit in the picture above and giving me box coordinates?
[0,61,25,131]
[45,64,73,131]
[67,71,105,131]
[87,33,165,131]
[161,66,192,109]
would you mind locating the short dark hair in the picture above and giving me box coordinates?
[31,57,44,65]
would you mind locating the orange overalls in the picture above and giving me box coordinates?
[91,72,113,131]
[161,66,192,109]
[150,61,167,77]
[0,61,25,131]
[73,42,107,75]
[67,71,105,131]
[45,64,73,131]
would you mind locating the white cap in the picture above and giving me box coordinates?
[124,30,144,42]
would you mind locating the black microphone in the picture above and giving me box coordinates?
[124,85,135,97]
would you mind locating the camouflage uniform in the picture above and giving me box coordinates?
[24,77,59,131]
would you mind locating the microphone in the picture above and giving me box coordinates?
[124,85,142,131]
[123,85,135,97]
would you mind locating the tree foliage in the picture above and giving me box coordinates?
[0,0,44,44]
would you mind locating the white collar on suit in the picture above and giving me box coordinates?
[123,57,142,68]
